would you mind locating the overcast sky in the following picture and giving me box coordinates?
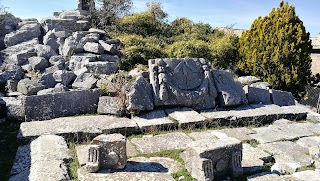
[2,0,320,37]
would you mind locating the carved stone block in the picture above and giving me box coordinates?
[181,137,243,181]
[148,58,217,110]
[86,133,127,173]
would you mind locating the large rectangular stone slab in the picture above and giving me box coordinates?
[10,135,70,181]
[242,143,272,174]
[133,110,176,132]
[24,89,102,121]
[18,115,139,141]
[130,132,193,154]
[251,120,320,144]
[244,86,271,105]
[165,108,207,129]
[270,89,295,106]
[258,141,313,174]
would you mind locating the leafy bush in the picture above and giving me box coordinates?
[165,40,212,60]
[238,1,312,97]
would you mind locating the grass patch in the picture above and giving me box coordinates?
[0,120,20,180]
[243,139,260,148]
[136,149,196,180]
[296,163,316,172]
[68,143,80,181]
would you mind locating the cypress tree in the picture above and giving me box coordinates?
[238,1,312,97]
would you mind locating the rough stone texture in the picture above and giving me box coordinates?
[72,73,97,89]
[237,76,260,85]
[37,85,68,95]
[40,73,57,88]
[131,132,193,154]
[88,134,127,171]
[99,40,118,55]
[181,137,243,181]
[97,96,124,115]
[289,170,320,181]
[0,68,24,85]
[23,89,102,121]
[149,58,217,110]
[17,79,46,96]
[18,115,138,141]
[187,130,219,141]
[165,108,207,128]
[242,143,272,174]
[244,86,271,105]
[258,141,314,174]
[28,56,49,71]
[215,127,256,142]
[53,70,76,86]
[127,76,154,114]
[213,70,247,107]
[250,82,270,89]
[86,61,119,75]
[78,157,181,181]
[9,135,70,181]
[200,104,308,127]
[247,172,281,181]
[251,120,320,144]
[1,96,25,120]
[42,18,90,33]
[270,89,295,106]
[4,23,41,47]
[83,42,104,54]
[133,110,176,132]
[35,44,57,60]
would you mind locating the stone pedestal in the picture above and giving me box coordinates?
[181,137,243,181]
[85,134,127,173]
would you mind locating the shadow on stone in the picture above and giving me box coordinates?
[99,161,169,173]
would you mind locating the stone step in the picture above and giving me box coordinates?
[17,105,309,142]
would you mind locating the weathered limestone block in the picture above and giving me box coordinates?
[28,57,49,71]
[86,62,119,75]
[270,89,295,106]
[181,137,243,181]
[24,89,102,121]
[86,134,127,172]
[7,47,37,65]
[237,76,260,85]
[83,42,104,54]
[72,73,97,89]
[40,73,57,88]
[17,79,46,96]
[6,79,19,92]
[37,84,68,95]
[42,18,90,33]
[99,40,118,55]
[0,13,19,50]
[243,85,271,105]
[80,33,100,46]
[0,68,24,85]
[127,76,154,114]
[213,70,247,107]
[149,58,217,110]
[53,70,76,86]
[35,44,57,60]
[77,0,95,11]
[1,38,38,62]
[9,135,70,181]
[4,23,42,47]
[97,96,124,115]
[1,96,25,121]
[250,82,270,89]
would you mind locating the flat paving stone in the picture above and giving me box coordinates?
[131,132,193,154]
[296,136,320,148]
[247,172,281,181]
[78,157,182,181]
[133,110,176,132]
[216,127,256,141]
[18,115,139,141]
[288,170,320,181]
[251,121,320,144]
[10,135,70,181]
[165,108,207,128]
[200,104,308,127]
[187,130,219,141]
[242,143,272,174]
[258,141,313,174]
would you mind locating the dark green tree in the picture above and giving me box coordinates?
[238,1,312,97]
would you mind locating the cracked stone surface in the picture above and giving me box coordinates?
[165,108,207,128]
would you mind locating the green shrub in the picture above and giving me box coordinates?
[165,40,212,60]
[238,1,312,97]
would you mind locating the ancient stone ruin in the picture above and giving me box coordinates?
[3,1,320,181]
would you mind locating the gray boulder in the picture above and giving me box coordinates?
[72,73,97,89]
[86,62,119,75]
[6,79,19,93]
[7,47,37,66]
[127,76,154,114]
[250,82,270,89]
[35,44,57,60]
[270,89,295,106]
[83,42,104,54]
[104,39,120,45]
[213,70,248,107]
[17,79,46,96]
[80,33,100,46]
[0,68,24,85]
[41,18,90,33]
[53,70,76,86]
[0,13,20,50]
[40,73,57,88]
[49,55,65,66]
[37,84,68,95]
[99,40,118,55]
[89,28,107,35]
[4,23,42,47]
[1,96,25,121]
[28,57,49,71]
[43,30,59,51]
